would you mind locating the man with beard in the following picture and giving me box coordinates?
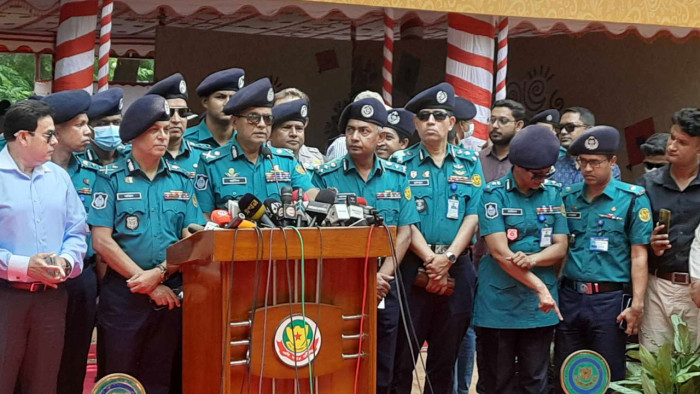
[552,107,621,186]
[42,90,105,394]
[184,68,244,147]
[376,108,415,160]
[148,73,211,180]
[478,99,526,182]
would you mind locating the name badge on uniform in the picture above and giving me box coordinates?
[222,177,248,185]
[502,208,523,216]
[409,179,430,187]
[447,198,459,219]
[117,192,142,200]
[566,212,582,219]
[540,227,553,247]
[377,191,401,200]
[590,237,609,252]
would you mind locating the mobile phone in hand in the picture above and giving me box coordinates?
[659,209,671,234]
[619,293,633,331]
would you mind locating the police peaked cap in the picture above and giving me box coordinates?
[148,73,188,101]
[196,68,246,97]
[88,88,124,120]
[385,108,415,139]
[509,125,561,169]
[337,98,388,134]
[454,97,477,121]
[119,95,171,142]
[405,82,455,113]
[41,90,91,124]
[223,77,274,115]
[530,109,560,125]
[569,125,620,155]
[272,99,309,128]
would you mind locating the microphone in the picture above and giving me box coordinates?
[324,203,351,226]
[346,196,365,224]
[238,193,277,228]
[228,212,258,229]
[263,198,284,227]
[306,188,337,227]
[211,209,234,228]
[260,145,273,160]
[226,200,240,220]
[281,186,294,205]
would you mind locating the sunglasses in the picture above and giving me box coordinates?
[237,113,274,126]
[417,111,450,122]
[14,129,56,143]
[643,161,666,170]
[169,107,192,118]
[558,123,588,133]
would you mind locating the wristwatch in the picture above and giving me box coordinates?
[444,251,457,264]
[62,258,72,277]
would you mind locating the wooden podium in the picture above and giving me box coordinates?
[167,227,396,394]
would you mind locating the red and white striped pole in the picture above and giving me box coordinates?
[495,17,509,101]
[445,13,496,141]
[382,8,395,106]
[97,0,113,92]
[53,0,99,93]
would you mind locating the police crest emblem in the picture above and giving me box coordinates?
[126,215,139,230]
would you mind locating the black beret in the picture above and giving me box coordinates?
[405,82,455,113]
[196,68,245,97]
[640,133,670,156]
[385,108,415,139]
[509,125,561,169]
[148,73,188,100]
[223,77,274,115]
[88,88,123,120]
[41,90,91,124]
[119,95,170,143]
[272,99,308,128]
[569,125,620,156]
[530,109,560,125]
[454,97,477,121]
[337,98,388,133]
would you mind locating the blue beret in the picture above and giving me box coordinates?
[454,97,477,121]
[530,109,560,125]
[405,82,455,113]
[223,77,274,115]
[148,73,188,100]
[385,108,415,139]
[509,125,561,169]
[196,68,245,97]
[569,125,620,156]
[338,98,387,133]
[272,99,308,128]
[41,90,91,124]
[119,95,170,143]
[88,88,123,120]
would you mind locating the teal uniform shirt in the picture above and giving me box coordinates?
[562,179,652,283]
[184,120,221,148]
[77,144,131,165]
[311,154,420,227]
[390,143,484,244]
[474,171,569,329]
[0,135,6,151]
[87,155,205,270]
[194,136,315,213]
[558,146,567,159]
[67,154,103,261]
[164,139,211,180]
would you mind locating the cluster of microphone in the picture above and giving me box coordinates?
[188,186,384,233]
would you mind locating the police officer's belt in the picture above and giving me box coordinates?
[0,278,57,292]
[653,270,691,285]
[561,277,626,295]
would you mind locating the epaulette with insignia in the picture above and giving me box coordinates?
[617,182,646,196]
[389,147,416,165]
[317,158,343,175]
[454,147,478,162]
[272,147,295,158]
[188,141,212,151]
[95,161,124,179]
[201,145,229,163]
[381,159,406,174]
[168,163,191,178]
[484,180,504,193]
[562,183,583,197]
[543,179,562,188]
[78,158,103,172]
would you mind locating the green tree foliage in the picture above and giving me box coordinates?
[0,53,36,102]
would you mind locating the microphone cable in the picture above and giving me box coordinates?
[353,224,375,394]
[223,229,240,394]
[279,227,303,392]
[288,226,314,393]
[258,228,276,392]
[240,226,264,394]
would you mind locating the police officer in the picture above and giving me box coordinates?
[389,82,483,393]
[270,98,322,168]
[530,108,560,135]
[312,98,419,394]
[474,125,567,394]
[555,126,652,389]
[84,87,130,166]
[453,97,483,151]
[184,68,244,147]
[376,108,415,160]
[89,94,205,394]
[147,73,210,179]
[41,90,102,394]
[195,78,317,219]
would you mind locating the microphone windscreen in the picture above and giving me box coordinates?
[238,193,265,221]
[315,188,337,204]
[356,197,368,206]
[211,209,233,226]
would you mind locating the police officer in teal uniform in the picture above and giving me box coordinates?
[312,98,419,394]
[184,67,244,147]
[89,94,205,394]
[554,126,652,389]
[389,82,483,394]
[474,125,567,394]
[147,73,211,179]
[83,87,130,166]
[195,78,317,219]
[40,90,103,394]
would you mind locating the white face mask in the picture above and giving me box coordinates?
[93,125,122,151]
[464,122,475,139]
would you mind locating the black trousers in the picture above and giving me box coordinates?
[553,286,627,393]
[57,264,98,394]
[390,252,476,394]
[0,283,67,394]
[377,280,400,394]
[475,325,555,394]
[97,270,182,394]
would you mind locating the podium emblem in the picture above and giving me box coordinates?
[274,315,322,367]
[560,350,610,394]
[91,373,145,394]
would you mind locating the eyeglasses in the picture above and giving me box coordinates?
[14,129,56,143]
[644,161,666,170]
[169,107,191,118]
[417,111,450,122]
[559,123,588,133]
[526,166,556,180]
[488,116,515,126]
[575,157,609,169]
[237,113,274,126]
